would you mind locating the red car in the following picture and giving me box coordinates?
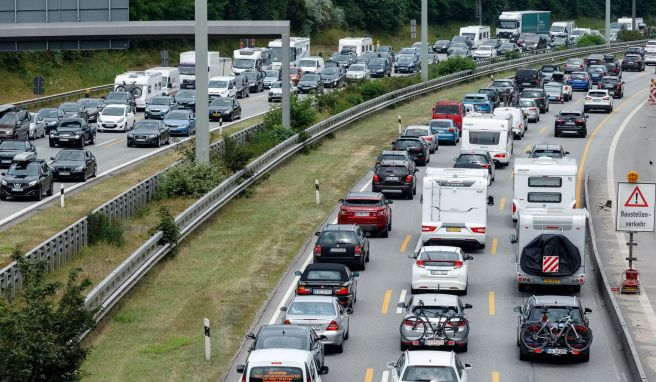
[432,101,465,133]
[290,67,304,85]
[337,192,393,238]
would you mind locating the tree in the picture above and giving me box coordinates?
[0,250,96,382]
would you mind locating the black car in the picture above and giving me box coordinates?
[392,137,430,165]
[432,40,450,53]
[37,108,67,134]
[208,97,241,121]
[127,120,170,147]
[372,158,417,199]
[539,64,561,82]
[174,89,196,110]
[295,263,359,309]
[234,75,250,98]
[49,148,97,181]
[0,105,30,142]
[520,88,549,113]
[58,102,87,119]
[320,67,346,88]
[454,149,496,183]
[0,155,53,201]
[515,69,542,91]
[478,88,501,108]
[242,70,265,93]
[489,78,515,98]
[0,140,36,169]
[314,224,370,270]
[330,53,355,68]
[49,117,96,148]
[597,76,624,98]
[375,150,414,168]
[103,91,136,112]
[498,42,521,54]
[77,98,104,123]
[144,96,177,120]
[621,54,645,72]
[451,35,472,48]
[604,61,622,78]
[554,110,588,137]
[395,54,420,73]
[368,57,392,78]
[297,73,324,94]
[625,46,645,58]
[247,325,326,368]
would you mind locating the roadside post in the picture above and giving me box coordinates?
[315,179,320,205]
[398,115,402,134]
[615,171,656,294]
[204,318,211,360]
[60,184,65,208]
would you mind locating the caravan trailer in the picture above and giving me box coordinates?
[145,67,180,96]
[113,71,163,110]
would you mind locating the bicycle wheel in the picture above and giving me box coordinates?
[115,85,126,92]
[130,86,143,98]
[400,315,428,342]
[564,324,593,352]
[442,316,470,342]
[520,323,549,350]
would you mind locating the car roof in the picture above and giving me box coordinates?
[322,224,358,232]
[410,293,460,306]
[345,191,383,200]
[379,159,409,167]
[405,350,455,366]
[532,144,563,151]
[247,348,314,363]
[559,110,583,114]
[303,263,350,276]
[531,295,579,306]
[291,295,338,304]
[380,150,408,155]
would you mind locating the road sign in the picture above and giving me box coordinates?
[617,182,656,232]
[33,76,44,96]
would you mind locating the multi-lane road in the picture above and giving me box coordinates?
[225,67,653,382]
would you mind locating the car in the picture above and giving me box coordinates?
[296,73,324,94]
[345,63,370,81]
[37,108,66,134]
[494,106,527,139]
[378,45,395,58]
[97,104,135,132]
[236,349,328,381]
[208,97,241,122]
[515,295,592,362]
[163,109,196,136]
[402,125,438,153]
[234,75,250,98]
[463,93,493,113]
[514,69,542,91]
[295,263,359,310]
[603,61,622,78]
[337,191,393,237]
[392,137,430,166]
[477,88,501,108]
[489,78,515,99]
[597,76,624,98]
[127,120,170,147]
[564,58,585,74]
[519,88,549,113]
[584,89,613,113]
[77,98,104,123]
[398,294,472,351]
[554,110,588,137]
[282,296,351,353]
[584,53,605,66]
[411,246,473,295]
[49,148,97,181]
[645,51,656,66]
[395,54,421,74]
[621,54,645,71]
[0,153,53,201]
[328,53,355,69]
[372,158,418,199]
[450,36,472,49]
[498,42,521,55]
[527,144,569,158]
[375,150,414,166]
[144,96,176,120]
[399,47,420,56]
[544,81,566,104]
[645,40,656,54]
[472,45,497,59]
[0,139,36,169]
[429,119,459,145]
[625,46,645,58]
[289,66,304,85]
[28,112,46,140]
[313,224,370,270]
[567,71,591,91]
[539,64,561,82]
[549,72,572,101]
[241,70,265,93]
[268,81,298,102]
[103,91,136,113]
[174,89,196,110]
[0,105,30,142]
[320,67,346,88]
[525,34,549,50]
[432,40,450,53]
[586,65,607,84]
[387,350,471,382]
[58,102,87,119]
[49,117,96,147]
[262,69,281,89]
[453,149,496,184]
[368,57,392,78]
[246,325,325,369]
[448,47,471,58]
[552,36,574,48]
[518,98,540,122]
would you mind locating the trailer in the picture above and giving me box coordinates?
[459,26,491,48]
[461,113,513,166]
[113,71,162,110]
[496,11,551,41]
[338,37,374,56]
[145,67,180,96]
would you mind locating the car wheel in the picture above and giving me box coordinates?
[359,259,366,271]
[46,183,53,196]
[35,186,43,201]
[388,220,392,232]
[79,138,84,148]
[127,142,132,147]
[345,327,349,340]
[572,285,581,293]
[90,133,96,145]
[400,343,409,351]
[156,138,161,148]
[92,165,97,177]
[0,193,6,201]
[406,190,414,200]
[81,170,87,182]
[519,346,530,361]
[29,130,34,140]
[380,228,389,238]
[334,339,344,354]
[365,250,371,263]
[581,129,587,138]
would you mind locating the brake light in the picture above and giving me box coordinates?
[297,285,312,295]
[422,225,437,232]
[448,128,455,132]
[494,153,506,159]
[585,96,592,100]
[415,259,426,268]
[402,318,418,327]
[405,175,413,183]
[377,209,387,216]
[602,96,610,100]
[616,83,622,89]
[373,174,380,183]
[576,119,585,125]
[453,261,464,268]
[470,227,486,234]
[512,202,517,215]
[326,320,340,331]
[283,319,291,325]
[579,64,583,69]
[480,163,490,169]
[339,209,349,215]
[314,245,321,254]
[530,107,537,111]
[556,118,565,123]
[335,286,349,295]
[424,136,433,141]
[354,245,363,255]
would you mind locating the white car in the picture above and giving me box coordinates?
[387,350,471,382]
[346,64,370,80]
[472,45,497,59]
[268,81,297,102]
[645,51,656,66]
[208,76,237,99]
[493,107,526,139]
[645,40,656,54]
[411,246,473,294]
[583,89,613,113]
[97,104,136,132]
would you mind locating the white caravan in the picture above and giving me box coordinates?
[617,17,635,31]
[338,37,374,56]
[461,113,513,166]
[459,26,491,48]
[420,168,493,250]
[512,208,587,292]
[145,67,180,96]
[231,47,272,74]
[268,37,311,69]
[113,71,162,110]
[178,51,221,89]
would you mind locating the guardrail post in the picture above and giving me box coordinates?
[60,184,65,208]
[315,179,320,205]
[204,318,211,361]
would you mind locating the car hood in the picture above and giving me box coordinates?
[42,117,59,123]
[164,119,190,126]
[132,127,161,134]
[51,160,84,168]
[3,175,38,182]
[396,61,415,66]
[0,149,23,157]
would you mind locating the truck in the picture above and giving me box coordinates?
[549,20,576,38]
[178,51,222,90]
[232,47,272,75]
[512,208,588,292]
[419,168,494,250]
[496,11,551,41]
[268,37,311,70]
[459,26,491,48]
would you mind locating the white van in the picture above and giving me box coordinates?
[237,349,328,382]
[493,107,526,139]
[459,26,491,48]
[512,157,577,221]
[461,113,513,166]
[420,168,493,250]
[145,67,180,96]
[208,76,237,99]
[338,37,374,56]
[297,56,325,74]
[113,71,163,110]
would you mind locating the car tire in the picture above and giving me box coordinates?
[35,186,43,201]
[406,190,413,200]
[413,186,417,195]
[359,260,365,271]
[388,221,392,232]
[127,142,132,147]
[0,193,6,201]
[579,350,590,363]
[554,130,559,137]
[519,346,530,361]
[460,343,468,353]
[334,339,344,354]
[518,284,528,292]
[365,250,370,262]
[380,228,389,238]
[411,288,420,294]
[400,343,409,351]
[90,133,96,145]
[46,183,53,196]
[78,138,84,148]
[345,327,349,340]
[81,171,87,182]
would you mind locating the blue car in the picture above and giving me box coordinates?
[163,109,196,136]
[429,119,459,145]
[463,93,493,113]
[567,72,591,91]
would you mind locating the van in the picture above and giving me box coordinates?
[432,101,465,133]
[208,76,237,99]
[0,104,30,142]
[514,68,542,91]
[338,37,374,56]
[297,56,325,74]
[493,107,526,138]
[145,67,180,96]
[550,21,576,38]
[459,25,491,48]
[113,71,163,110]
[461,113,513,166]
[237,349,329,382]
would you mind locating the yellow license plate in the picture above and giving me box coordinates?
[446,227,461,232]
[543,278,561,284]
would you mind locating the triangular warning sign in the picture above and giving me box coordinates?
[625,186,649,207]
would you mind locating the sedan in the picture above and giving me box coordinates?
[583,89,613,113]
[597,76,624,98]
[97,104,136,132]
[174,89,196,110]
[49,148,97,181]
[519,88,549,113]
[163,109,196,136]
[77,98,104,123]
[247,324,325,369]
[295,263,358,309]
[586,65,607,84]
[144,96,177,119]
[296,73,324,94]
[320,67,346,88]
[127,120,170,147]
[28,112,46,140]
[58,102,86,118]
[432,40,450,53]
[337,191,393,237]
[313,224,370,270]
[567,72,591,91]
[411,246,473,295]
[554,110,588,137]
[0,140,36,169]
[208,97,241,121]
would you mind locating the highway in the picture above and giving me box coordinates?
[224,68,652,382]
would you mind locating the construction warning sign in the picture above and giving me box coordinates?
[617,182,656,232]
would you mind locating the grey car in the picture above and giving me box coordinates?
[144,96,177,119]
[28,112,46,140]
[544,82,566,104]
[526,144,569,158]
[247,324,326,369]
[518,98,540,122]
[282,295,351,353]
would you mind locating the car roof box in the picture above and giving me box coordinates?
[12,152,36,162]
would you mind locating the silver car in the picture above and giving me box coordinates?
[518,98,540,123]
[28,112,46,140]
[282,295,350,353]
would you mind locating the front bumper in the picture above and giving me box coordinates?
[50,136,83,146]
[209,111,231,121]
[98,121,128,131]
[583,101,612,110]
[127,135,159,146]
[1,184,40,197]
[555,124,585,135]
[168,126,192,135]
[52,168,85,179]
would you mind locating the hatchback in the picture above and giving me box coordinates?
[313,224,370,270]
[411,246,473,295]
[621,54,645,71]
[392,137,430,165]
[282,296,350,353]
[564,58,585,74]
[429,119,459,145]
[567,72,591,91]
[517,98,540,122]
[554,110,588,137]
[387,350,471,382]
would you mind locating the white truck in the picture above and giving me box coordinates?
[113,71,162,110]
[232,47,272,75]
[145,67,180,96]
[618,17,635,31]
[268,37,311,69]
[461,113,513,166]
[512,208,588,292]
[459,26,491,48]
[496,11,551,41]
[549,21,576,38]
[178,51,222,89]
[512,157,577,221]
[419,168,494,250]
[338,37,374,56]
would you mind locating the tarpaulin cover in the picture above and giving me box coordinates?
[520,234,581,277]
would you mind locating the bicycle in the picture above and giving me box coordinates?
[115,81,143,99]
[399,300,470,345]
[520,307,592,353]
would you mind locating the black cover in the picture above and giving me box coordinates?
[520,234,581,277]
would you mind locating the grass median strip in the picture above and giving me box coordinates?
[79,74,503,381]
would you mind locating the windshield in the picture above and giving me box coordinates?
[59,121,82,129]
[134,121,160,130]
[398,56,414,63]
[300,74,319,82]
[531,149,563,158]
[210,98,232,106]
[464,96,485,102]
[430,120,453,128]
[570,73,587,80]
[0,112,16,125]
[298,59,317,68]
[271,82,283,89]
[497,20,519,29]
[233,58,255,69]
[349,64,365,71]
[331,54,350,62]
[551,25,566,32]
[418,249,461,262]
[521,90,543,98]
[148,97,170,105]
[102,107,125,116]
[248,366,303,382]
[288,301,336,316]
[571,30,585,36]
[401,366,458,381]
[54,150,84,161]
[435,104,458,114]
[519,100,536,108]
[318,231,358,245]
[545,83,562,90]
[264,70,279,78]
[243,72,257,81]
[0,141,25,150]
[344,198,383,206]
[178,64,195,75]
[478,46,492,51]
[529,306,583,322]
[255,329,309,350]
[394,139,422,149]
[378,165,410,175]
[166,111,189,120]
[492,81,512,88]
[468,131,500,145]
[38,109,59,118]
[456,154,488,164]
[176,90,194,99]
[601,78,618,85]
[322,68,339,75]
[208,80,229,89]
[8,162,39,176]
[399,48,415,54]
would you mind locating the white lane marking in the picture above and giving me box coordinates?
[396,289,407,314]
[381,370,389,382]
[359,178,373,192]
[94,138,118,147]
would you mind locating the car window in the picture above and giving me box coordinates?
[255,331,308,350]
[468,131,500,145]
[249,366,303,382]
[55,151,85,161]
[531,150,564,159]
[8,162,40,176]
[588,91,607,97]
[166,111,189,120]
[0,141,26,150]
[288,301,336,316]
[418,249,461,262]
[318,231,358,245]
[343,198,383,207]
[404,128,428,137]
[456,154,488,164]
[435,104,459,114]
[394,139,422,149]
[378,154,407,162]
[520,90,542,98]
[401,366,458,381]
[305,270,343,281]
[528,306,583,322]
[378,166,409,176]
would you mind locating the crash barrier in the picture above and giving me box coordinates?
[584,173,648,382]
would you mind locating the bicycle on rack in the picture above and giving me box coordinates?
[520,307,593,355]
[115,81,143,99]
[399,299,470,350]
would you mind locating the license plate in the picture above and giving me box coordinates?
[136,138,146,142]
[565,121,575,125]
[446,227,461,232]
[59,172,70,176]
[212,113,221,117]
[546,348,568,355]
[431,270,448,275]
[1,160,9,163]
[12,187,22,192]
[313,289,333,295]
[386,176,399,181]
[59,138,68,141]
[543,278,561,284]
[593,99,601,102]
[425,339,445,346]
[105,124,115,127]
[311,325,323,331]
[355,212,369,217]
[330,248,347,253]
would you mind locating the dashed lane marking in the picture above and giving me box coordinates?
[400,235,412,253]
[381,289,392,314]
[489,291,496,316]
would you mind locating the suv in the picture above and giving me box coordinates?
[337,192,393,237]
[0,105,30,142]
[373,159,418,199]
[242,70,265,93]
[392,137,430,165]
[453,149,496,185]
[376,150,414,166]
[621,54,645,72]
[402,125,438,153]
[515,69,542,90]
[234,75,250,98]
[0,152,53,201]
[554,110,588,137]
[519,88,549,113]
[583,89,613,113]
[294,263,358,311]
[49,117,97,148]
[314,224,370,270]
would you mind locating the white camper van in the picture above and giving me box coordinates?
[512,157,577,221]
[512,208,587,292]
[232,47,272,74]
[113,71,163,110]
[178,51,221,89]
[268,37,311,69]
[459,26,491,48]
[145,67,180,96]
[461,113,513,166]
[338,37,374,56]
[420,168,493,250]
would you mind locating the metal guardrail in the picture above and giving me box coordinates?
[14,84,113,109]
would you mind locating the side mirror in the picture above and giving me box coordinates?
[236,365,245,374]
[314,231,321,236]
[463,304,473,309]
[245,333,255,340]
[565,151,570,155]
[280,306,288,312]
[352,272,360,277]
[319,366,329,375]
[346,307,353,314]
[584,114,589,118]
[585,307,593,314]
[513,305,522,313]
[338,198,344,203]
[397,302,407,309]
[487,196,494,206]
[465,255,474,261]
[464,363,472,370]
[510,234,517,244]
[319,334,327,340]
[294,271,302,276]
[453,157,458,162]
[50,157,55,160]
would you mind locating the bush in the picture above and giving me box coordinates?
[221,136,252,172]
[504,51,521,60]
[156,206,180,247]
[156,162,226,198]
[87,212,124,246]
[291,96,317,132]
[576,35,606,47]
[617,29,643,42]
[359,80,390,100]
[435,57,477,76]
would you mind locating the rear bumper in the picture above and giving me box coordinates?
[421,232,486,247]
[411,277,467,291]
[337,216,387,231]
[373,183,412,194]
[516,269,585,286]
[555,124,585,134]
[317,330,345,345]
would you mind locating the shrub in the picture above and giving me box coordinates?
[221,136,252,172]
[87,212,124,246]
[156,162,226,198]
[291,97,317,132]
[156,206,180,247]
[617,29,643,42]
[576,35,606,48]
[359,80,390,100]
[435,57,477,76]
[504,51,521,60]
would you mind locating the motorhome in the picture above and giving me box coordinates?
[420,168,493,250]
[231,47,272,75]
[618,17,635,31]
[512,157,577,221]
[145,67,180,96]
[178,51,222,89]
[459,26,491,48]
[113,71,162,110]
[461,113,513,166]
[338,37,374,56]
[549,21,576,38]
[268,37,311,69]
[512,208,587,292]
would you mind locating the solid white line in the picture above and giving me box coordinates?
[268,251,314,325]
[381,370,389,382]
[359,177,373,192]
[396,289,407,314]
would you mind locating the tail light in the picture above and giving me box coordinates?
[335,286,349,295]
[616,83,622,89]
[480,163,490,169]
[415,259,426,268]
[530,107,537,111]
[424,136,433,141]
[422,225,437,232]
[446,318,467,327]
[494,153,506,159]
[402,318,418,327]
[576,118,585,125]
[373,174,380,183]
[556,118,565,123]
[602,96,610,100]
[283,319,291,325]
[453,261,464,268]
[597,84,602,89]
[297,285,312,295]
[377,209,387,216]
[448,128,455,132]
[405,175,413,183]
[579,64,583,69]
[585,96,592,100]
[326,320,340,331]
[314,245,321,254]
[512,202,517,215]
[354,245,363,255]
[470,227,486,234]
[242,373,246,382]
[339,209,349,215]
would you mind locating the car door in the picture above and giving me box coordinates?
[41,162,52,191]
[85,151,95,176]
[310,329,324,368]
[189,115,196,133]
[126,108,135,127]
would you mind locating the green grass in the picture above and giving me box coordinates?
[79,73,508,382]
